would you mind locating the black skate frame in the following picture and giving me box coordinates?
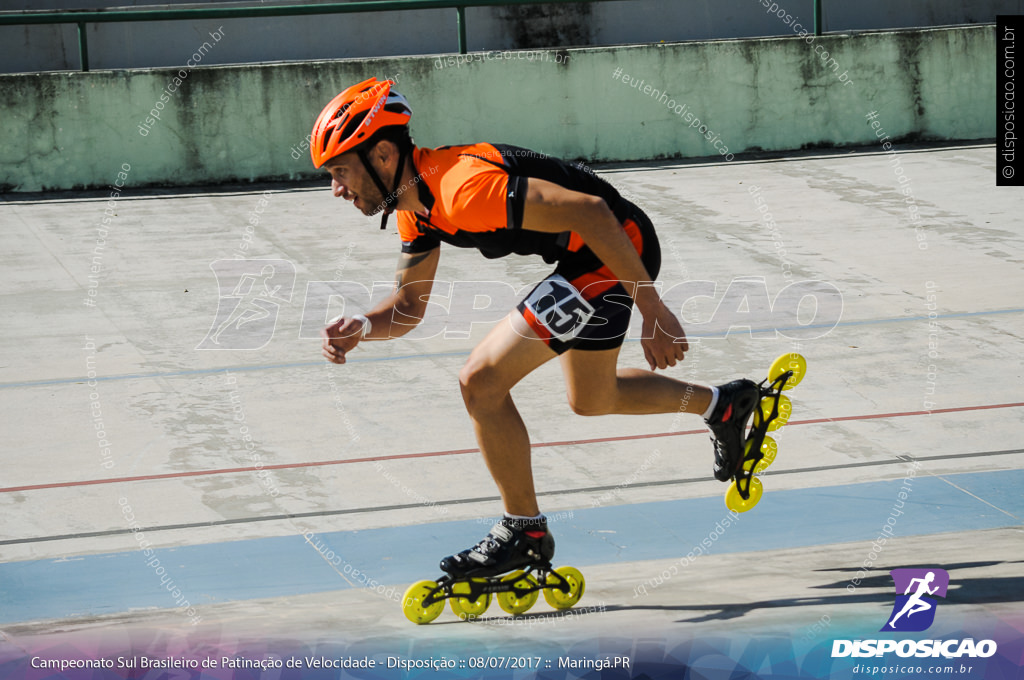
[733,370,794,501]
[420,563,572,615]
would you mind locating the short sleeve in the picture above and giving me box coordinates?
[397,211,440,253]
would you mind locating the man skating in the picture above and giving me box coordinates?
[315,78,759,580]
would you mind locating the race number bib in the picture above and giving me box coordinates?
[522,275,596,341]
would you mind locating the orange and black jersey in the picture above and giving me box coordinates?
[397,143,661,353]
[397,143,641,262]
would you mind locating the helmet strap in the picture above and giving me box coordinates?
[357,142,408,230]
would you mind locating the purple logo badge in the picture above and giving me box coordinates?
[881,568,950,632]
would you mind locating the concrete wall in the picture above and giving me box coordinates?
[0,0,1016,73]
[0,25,995,192]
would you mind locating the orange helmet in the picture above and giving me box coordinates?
[310,78,412,168]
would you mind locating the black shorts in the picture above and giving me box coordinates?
[516,203,661,354]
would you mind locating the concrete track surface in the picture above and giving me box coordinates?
[1,143,1022,679]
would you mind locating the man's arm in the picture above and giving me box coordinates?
[520,178,687,370]
[367,247,441,339]
[321,247,440,364]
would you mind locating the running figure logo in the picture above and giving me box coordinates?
[197,259,296,350]
[881,568,950,632]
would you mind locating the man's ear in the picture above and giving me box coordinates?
[372,139,398,168]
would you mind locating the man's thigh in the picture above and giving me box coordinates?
[461,311,559,395]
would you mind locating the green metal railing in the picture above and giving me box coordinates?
[0,0,824,73]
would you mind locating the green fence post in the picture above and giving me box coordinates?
[457,5,467,54]
[77,21,90,71]
[813,0,822,36]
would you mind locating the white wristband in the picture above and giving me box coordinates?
[351,314,372,339]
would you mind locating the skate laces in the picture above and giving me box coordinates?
[708,410,738,468]
[467,523,514,564]
[712,437,731,467]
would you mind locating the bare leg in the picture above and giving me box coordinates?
[461,315,713,516]
[459,313,558,517]
[561,348,712,417]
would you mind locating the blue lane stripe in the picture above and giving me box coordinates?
[2,307,1022,390]
[0,469,1021,625]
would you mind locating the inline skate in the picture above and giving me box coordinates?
[706,353,808,512]
[401,516,585,624]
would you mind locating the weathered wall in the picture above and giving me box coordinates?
[0,25,994,192]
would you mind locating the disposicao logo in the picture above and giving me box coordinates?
[881,568,949,632]
[831,568,997,659]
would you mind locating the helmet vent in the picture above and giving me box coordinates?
[310,78,412,168]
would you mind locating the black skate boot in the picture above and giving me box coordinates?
[440,516,555,578]
[705,379,760,482]
[401,515,585,623]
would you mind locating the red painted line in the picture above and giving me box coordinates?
[3,401,1022,495]
[0,447,479,495]
[790,401,1024,425]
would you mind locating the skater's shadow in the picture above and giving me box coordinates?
[622,560,1024,624]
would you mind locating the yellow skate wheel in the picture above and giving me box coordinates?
[769,353,807,390]
[543,566,586,610]
[402,580,445,625]
[753,435,778,473]
[449,578,491,620]
[741,436,778,473]
[761,394,792,432]
[496,570,540,615]
[725,477,763,513]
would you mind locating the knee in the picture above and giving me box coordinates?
[459,359,506,412]
[567,394,613,417]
